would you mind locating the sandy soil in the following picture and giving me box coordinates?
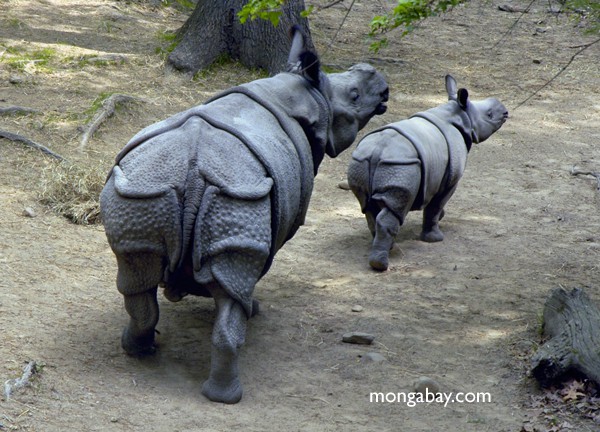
[1,0,600,431]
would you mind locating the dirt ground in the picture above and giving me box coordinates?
[1,0,600,431]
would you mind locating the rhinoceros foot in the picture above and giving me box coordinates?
[202,377,242,404]
[121,326,157,357]
[368,250,389,271]
[420,227,444,243]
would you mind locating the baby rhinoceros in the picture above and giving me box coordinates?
[100,28,388,404]
[347,75,508,271]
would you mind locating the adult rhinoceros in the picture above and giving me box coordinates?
[347,75,508,271]
[100,27,388,404]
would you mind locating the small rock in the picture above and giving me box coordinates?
[110,417,119,423]
[337,180,350,190]
[413,376,441,395]
[22,207,36,218]
[493,229,507,238]
[342,332,374,345]
[361,352,386,363]
[351,305,363,312]
[9,75,24,85]
[498,4,528,13]
[547,5,561,14]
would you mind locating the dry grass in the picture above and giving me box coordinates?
[38,159,108,225]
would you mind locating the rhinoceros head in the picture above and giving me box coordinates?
[325,64,389,157]
[445,75,508,144]
[286,27,388,159]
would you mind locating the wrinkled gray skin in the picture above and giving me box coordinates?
[347,75,508,271]
[100,28,388,404]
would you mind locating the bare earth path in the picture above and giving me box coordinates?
[1,1,600,431]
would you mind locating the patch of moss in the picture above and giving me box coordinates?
[7,18,25,29]
[84,92,114,120]
[161,0,195,11]
[193,55,269,82]
[154,30,180,58]
[2,46,56,73]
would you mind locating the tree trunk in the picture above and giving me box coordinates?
[167,0,314,76]
[531,287,600,387]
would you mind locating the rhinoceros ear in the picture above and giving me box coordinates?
[287,25,320,86]
[445,75,458,100]
[288,25,305,65]
[457,88,469,110]
[299,51,320,87]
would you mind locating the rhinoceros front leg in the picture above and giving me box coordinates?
[369,207,400,271]
[116,253,163,356]
[201,286,247,404]
[420,183,458,242]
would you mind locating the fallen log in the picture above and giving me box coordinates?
[531,287,600,388]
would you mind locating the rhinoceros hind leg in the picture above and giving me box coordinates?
[365,209,378,238]
[202,287,247,404]
[116,253,163,356]
[369,207,399,271]
[121,289,160,356]
[420,225,444,243]
[420,185,457,242]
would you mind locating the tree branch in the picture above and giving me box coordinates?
[321,0,356,57]
[514,38,600,110]
[319,0,345,10]
[493,0,536,50]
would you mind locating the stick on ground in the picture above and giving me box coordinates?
[0,129,65,160]
[79,94,144,151]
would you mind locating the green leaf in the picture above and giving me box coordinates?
[301,5,314,18]
[238,0,285,26]
[368,0,468,52]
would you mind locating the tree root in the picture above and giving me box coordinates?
[4,361,38,400]
[0,106,40,115]
[0,129,65,160]
[79,93,145,151]
[570,166,600,191]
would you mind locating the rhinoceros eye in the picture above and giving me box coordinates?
[487,109,493,119]
[350,88,360,102]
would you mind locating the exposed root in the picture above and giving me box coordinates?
[79,93,145,151]
[0,129,65,160]
[0,106,40,115]
[570,166,600,191]
[4,361,38,400]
